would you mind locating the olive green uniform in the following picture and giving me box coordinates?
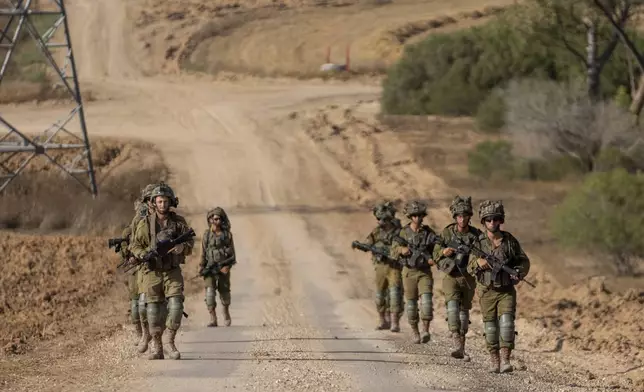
[364,219,403,331]
[391,223,437,343]
[130,210,194,359]
[200,227,236,326]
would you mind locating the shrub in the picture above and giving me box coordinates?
[475,90,506,133]
[467,140,515,179]
[550,169,644,275]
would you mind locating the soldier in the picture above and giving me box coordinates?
[390,200,437,344]
[198,207,236,327]
[130,183,194,360]
[467,200,530,373]
[362,201,403,332]
[433,196,481,361]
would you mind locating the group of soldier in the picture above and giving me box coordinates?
[115,182,237,361]
[113,183,530,374]
[355,197,530,374]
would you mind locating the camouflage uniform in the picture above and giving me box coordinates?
[390,200,437,344]
[363,201,403,332]
[433,196,480,361]
[199,207,236,328]
[467,200,530,373]
[130,183,194,360]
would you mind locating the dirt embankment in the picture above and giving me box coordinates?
[285,100,644,388]
[0,138,168,359]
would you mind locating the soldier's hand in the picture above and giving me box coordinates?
[442,247,456,257]
[476,257,490,269]
[427,258,435,266]
[400,246,410,256]
[220,266,230,275]
[172,243,185,255]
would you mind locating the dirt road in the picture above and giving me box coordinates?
[1,0,635,391]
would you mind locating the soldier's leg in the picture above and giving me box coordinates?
[458,275,476,362]
[373,264,389,330]
[164,268,185,360]
[388,266,403,332]
[204,275,217,327]
[145,271,165,360]
[443,275,463,357]
[128,272,141,343]
[498,288,518,373]
[402,268,421,343]
[479,289,500,373]
[137,269,151,353]
[218,271,232,326]
[418,272,434,344]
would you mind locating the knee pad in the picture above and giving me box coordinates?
[406,299,418,322]
[205,286,216,308]
[375,290,387,308]
[388,287,401,311]
[420,293,433,321]
[446,300,460,331]
[459,309,470,335]
[138,293,147,322]
[167,296,184,330]
[499,313,515,343]
[146,302,162,330]
[130,299,139,324]
[220,292,231,306]
[484,320,499,346]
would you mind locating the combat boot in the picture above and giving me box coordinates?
[421,320,431,343]
[461,335,471,362]
[384,312,391,329]
[390,312,400,333]
[500,347,514,373]
[165,328,181,360]
[489,349,500,373]
[133,322,143,346]
[450,332,464,359]
[147,331,164,360]
[375,311,388,330]
[208,308,218,327]
[410,323,421,344]
[137,322,152,353]
[223,305,231,327]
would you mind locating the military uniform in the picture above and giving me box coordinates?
[433,196,480,361]
[390,200,437,344]
[130,184,194,360]
[467,200,530,373]
[199,207,236,327]
[363,201,403,332]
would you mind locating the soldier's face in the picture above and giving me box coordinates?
[411,214,423,224]
[484,216,502,232]
[209,215,221,227]
[155,196,170,213]
[456,214,470,228]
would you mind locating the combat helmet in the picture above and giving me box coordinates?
[207,206,231,229]
[372,201,396,221]
[449,195,473,218]
[403,200,427,218]
[141,183,158,203]
[478,200,505,224]
[149,182,179,208]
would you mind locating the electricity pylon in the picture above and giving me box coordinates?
[0,0,98,196]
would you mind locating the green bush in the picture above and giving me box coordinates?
[467,140,515,179]
[475,90,506,133]
[381,9,644,116]
[550,169,644,275]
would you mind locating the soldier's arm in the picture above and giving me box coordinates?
[228,232,237,266]
[364,230,377,246]
[389,229,406,259]
[130,219,150,259]
[175,216,195,256]
[432,227,452,267]
[200,230,209,268]
[511,236,531,278]
[119,225,133,259]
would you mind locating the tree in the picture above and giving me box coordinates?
[527,0,633,100]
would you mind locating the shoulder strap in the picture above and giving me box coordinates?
[149,213,157,251]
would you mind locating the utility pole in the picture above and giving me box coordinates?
[0,0,98,196]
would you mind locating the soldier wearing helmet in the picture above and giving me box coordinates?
[130,182,194,360]
[467,200,530,374]
[116,183,159,351]
[433,196,482,361]
[199,207,236,327]
[390,200,438,344]
[359,201,403,332]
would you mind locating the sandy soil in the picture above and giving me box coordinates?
[1,0,643,391]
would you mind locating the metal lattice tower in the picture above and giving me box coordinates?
[0,0,97,196]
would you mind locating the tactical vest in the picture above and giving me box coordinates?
[442,224,479,276]
[399,225,433,270]
[476,233,514,288]
[204,229,234,265]
[370,224,399,265]
[147,213,183,271]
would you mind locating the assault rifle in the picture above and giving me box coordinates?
[351,241,396,263]
[459,237,536,288]
[393,232,442,268]
[108,237,126,254]
[191,255,236,280]
[121,228,196,273]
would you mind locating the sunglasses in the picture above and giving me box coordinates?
[484,217,502,223]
